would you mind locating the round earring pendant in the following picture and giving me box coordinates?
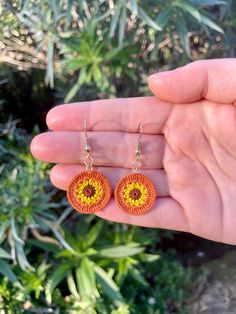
[115,173,156,215]
[67,170,111,214]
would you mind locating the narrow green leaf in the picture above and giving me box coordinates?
[85,221,104,247]
[64,77,81,103]
[0,259,17,283]
[51,228,77,254]
[119,5,127,47]
[129,267,149,287]
[76,258,99,299]
[92,65,103,87]
[45,42,54,88]
[176,18,191,57]
[67,274,79,298]
[189,0,227,5]
[199,13,224,33]
[104,47,122,62]
[143,253,160,263]
[175,2,201,21]
[138,7,162,31]
[65,58,90,72]
[156,8,172,29]
[95,265,123,301]
[130,0,138,15]
[45,264,71,304]
[99,245,144,258]
[0,248,11,259]
[110,4,121,38]
[28,239,59,253]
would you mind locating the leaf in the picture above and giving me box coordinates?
[176,18,191,57]
[99,245,144,258]
[119,5,127,47]
[45,42,54,88]
[64,76,82,103]
[65,58,90,72]
[199,13,224,33]
[109,3,121,38]
[130,0,138,15]
[0,247,11,259]
[92,65,103,87]
[129,267,149,287]
[143,254,160,263]
[45,264,71,304]
[0,259,17,283]
[51,227,77,254]
[67,274,79,298]
[85,221,104,247]
[28,239,59,253]
[175,2,201,21]
[138,7,162,31]
[95,265,123,301]
[76,258,99,299]
[104,47,122,62]
[156,8,172,29]
[189,0,227,5]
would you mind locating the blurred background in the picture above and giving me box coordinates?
[0,0,236,313]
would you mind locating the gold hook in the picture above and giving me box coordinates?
[133,122,142,172]
[136,122,142,155]
[84,120,93,170]
[84,120,91,153]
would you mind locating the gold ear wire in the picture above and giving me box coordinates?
[67,119,112,213]
[133,122,142,172]
[83,120,93,170]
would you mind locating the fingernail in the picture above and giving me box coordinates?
[148,71,172,80]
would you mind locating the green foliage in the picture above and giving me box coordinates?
[0,124,192,312]
[0,0,231,102]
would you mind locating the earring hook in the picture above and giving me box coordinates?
[132,122,142,172]
[84,120,93,170]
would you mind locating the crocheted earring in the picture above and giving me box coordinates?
[115,123,156,215]
[67,121,112,214]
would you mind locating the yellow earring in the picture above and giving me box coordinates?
[115,123,156,215]
[67,121,112,214]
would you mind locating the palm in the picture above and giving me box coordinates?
[31,59,236,244]
[163,100,236,243]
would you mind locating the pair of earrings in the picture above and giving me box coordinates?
[67,121,156,216]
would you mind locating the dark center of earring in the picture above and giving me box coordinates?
[83,184,96,197]
[129,188,141,200]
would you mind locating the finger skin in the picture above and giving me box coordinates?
[50,164,169,197]
[30,131,164,169]
[95,198,189,232]
[46,96,172,134]
[148,59,236,104]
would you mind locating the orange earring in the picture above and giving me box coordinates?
[115,123,156,215]
[67,121,111,214]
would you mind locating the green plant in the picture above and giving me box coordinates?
[0,0,229,101]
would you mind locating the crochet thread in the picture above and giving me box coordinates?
[67,170,111,213]
[115,173,156,215]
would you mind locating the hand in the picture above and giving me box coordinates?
[31,59,236,245]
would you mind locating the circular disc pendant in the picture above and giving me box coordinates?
[67,170,111,214]
[115,173,156,215]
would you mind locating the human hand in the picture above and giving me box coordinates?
[31,59,236,245]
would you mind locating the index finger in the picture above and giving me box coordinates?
[46,96,173,134]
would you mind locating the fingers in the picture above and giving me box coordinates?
[95,198,189,232]
[148,58,236,104]
[30,131,164,169]
[50,164,169,196]
[46,96,172,134]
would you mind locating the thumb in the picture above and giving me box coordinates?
[148,58,236,104]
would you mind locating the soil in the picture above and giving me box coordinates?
[186,251,236,314]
